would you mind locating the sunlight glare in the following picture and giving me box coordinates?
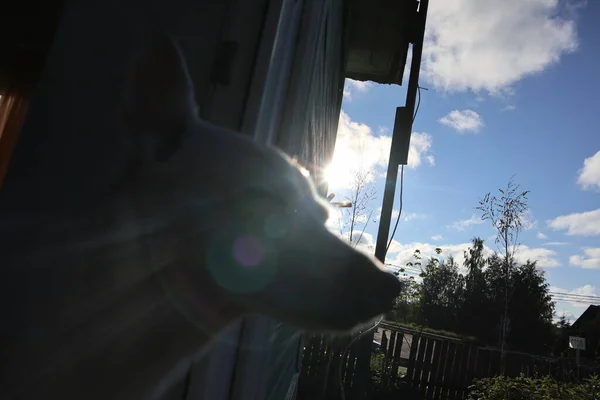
[324,145,354,190]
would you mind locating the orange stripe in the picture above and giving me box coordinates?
[0,87,30,189]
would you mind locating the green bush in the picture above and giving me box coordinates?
[369,353,423,399]
[468,374,599,400]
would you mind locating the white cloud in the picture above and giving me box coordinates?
[576,151,600,191]
[347,230,376,255]
[327,111,434,189]
[354,213,369,224]
[543,241,569,246]
[448,214,485,231]
[375,207,400,222]
[388,241,495,275]
[431,235,444,241]
[521,209,537,231]
[515,245,560,268]
[408,132,435,169]
[537,232,548,239]
[377,126,390,135]
[325,207,343,233]
[329,111,391,189]
[553,310,576,324]
[422,0,580,94]
[326,207,373,235]
[569,247,600,269]
[426,155,436,166]
[343,79,373,101]
[439,110,484,133]
[387,240,559,278]
[403,212,426,222]
[343,230,402,257]
[374,209,425,224]
[547,209,600,236]
[550,284,599,309]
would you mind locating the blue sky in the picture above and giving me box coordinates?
[325,0,599,322]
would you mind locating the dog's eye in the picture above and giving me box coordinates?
[233,188,288,224]
[233,188,292,239]
[242,188,286,210]
[238,187,323,225]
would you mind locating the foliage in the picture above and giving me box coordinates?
[385,178,560,355]
[552,315,572,357]
[468,374,600,400]
[418,252,466,333]
[392,251,422,323]
[476,175,530,260]
[462,238,498,343]
[369,353,423,399]
[507,260,555,354]
[391,276,421,324]
[476,176,531,361]
[388,237,557,355]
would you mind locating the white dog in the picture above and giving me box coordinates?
[1,33,400,399]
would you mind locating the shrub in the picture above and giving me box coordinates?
[468,374,600,400]
[369,353,423,399]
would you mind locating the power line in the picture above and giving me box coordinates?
[552,296,599,302]
[385,263,423,274]
[551,298,600,304]
[552,294,599,300]
[551,297,600,304]
[548,291,600,300]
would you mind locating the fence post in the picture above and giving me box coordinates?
[351,331,375,399]
[389,332,404,387]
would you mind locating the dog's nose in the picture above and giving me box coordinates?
[382,271,402,299]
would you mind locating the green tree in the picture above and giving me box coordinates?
[551,314,572,357]
[392,249,423,324]
[388,237,558,356]
[391,275,421,324]
[507,261,555,354]
[477,176,530,371]
[461,237,494,341]
[484,254,511,345]
[418,252,465,333]
[480,255,556,354]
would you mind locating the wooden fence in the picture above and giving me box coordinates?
[297,322,594,400]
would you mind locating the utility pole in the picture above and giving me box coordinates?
[353,0,430,398]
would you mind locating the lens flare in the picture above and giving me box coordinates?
[206,231,278,294]
[233,234,264,268]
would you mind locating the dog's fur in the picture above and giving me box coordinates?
[0,34,400,399]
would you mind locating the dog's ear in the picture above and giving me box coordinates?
[122,32,197,161]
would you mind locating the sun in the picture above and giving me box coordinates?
[324,163,349,190]
[324,147,354,190]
